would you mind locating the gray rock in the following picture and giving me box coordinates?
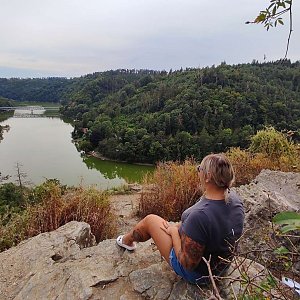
[129,263,175,299]
[0,221,96,300]
[235,170,300,225]
[169,280,203,300]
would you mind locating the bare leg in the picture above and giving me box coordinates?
[122,214,173,263]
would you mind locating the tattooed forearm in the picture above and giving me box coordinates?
[178,249,189,269]
[178,232,205,271]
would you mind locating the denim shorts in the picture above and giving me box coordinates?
[169,248,209,285]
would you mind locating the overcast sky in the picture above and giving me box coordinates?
[0,0,299,78]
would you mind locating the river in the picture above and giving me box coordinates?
[0,108,154,189]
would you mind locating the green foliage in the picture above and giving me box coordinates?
[1,63,300,163]
[0,78,69,102]
[273,245,289,254]
[0,211,30,250]
[0,96,15,107]
[227,127,300,186]
[29,179,66,203]
[249,127,296,159]
[273,211,300,233]
[0,183,24,215]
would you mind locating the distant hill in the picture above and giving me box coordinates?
[60,61,300,163]
[0,61,299,163]
[0,77,70,103]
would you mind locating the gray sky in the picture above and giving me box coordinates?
[0,0,299,78]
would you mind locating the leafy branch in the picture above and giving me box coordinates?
[246,0,293,58]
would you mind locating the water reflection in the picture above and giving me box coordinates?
[0,113,154,188]
[83,156,154,183]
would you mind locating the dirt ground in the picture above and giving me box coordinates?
[109,192,142,235]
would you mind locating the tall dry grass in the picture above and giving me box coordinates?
[0,181,116,251]
[26,186,116,242]
[227,146,300,186]
[138,159,202,221]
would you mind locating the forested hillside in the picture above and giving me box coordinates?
[0,77,70,102]
[61,61,300,163]
[1,61,299,163]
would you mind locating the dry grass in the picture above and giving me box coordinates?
[26,186,116,242]
[138,130,300,219]
[227,128,300,185]
[0,181,117,251]
[227,147,300,186]
[138,159,202,221]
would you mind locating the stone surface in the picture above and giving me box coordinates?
[0,221,278,300]
[234,170,300,264]
[235,169,300,227]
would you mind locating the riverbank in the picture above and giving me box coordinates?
[88,150,155,167]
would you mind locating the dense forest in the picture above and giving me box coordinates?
[1,61,300,163]
[0,77,69,103]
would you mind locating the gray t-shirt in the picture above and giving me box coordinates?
[180,191,244,275]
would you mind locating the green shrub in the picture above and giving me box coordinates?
[249,127,297,159]
[29,179,66,204]
[227,128,300,186]
[0,183,24,208]
[0,211,29,251]
[0,183,25,217]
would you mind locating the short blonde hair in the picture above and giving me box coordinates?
[199,153,235,190]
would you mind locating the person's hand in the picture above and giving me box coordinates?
[160,221,178,236]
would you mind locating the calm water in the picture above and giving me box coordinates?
[0,113,154,189]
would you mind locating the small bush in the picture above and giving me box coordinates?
[0,183,25,214]
[249,127,296,159]
[227,148,275,186]
[0,211,29,250]
[138,159,202,221]
[227,128,300,186]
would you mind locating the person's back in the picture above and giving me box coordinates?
[180,191,244,277]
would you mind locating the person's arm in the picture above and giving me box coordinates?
[161,223,205,271]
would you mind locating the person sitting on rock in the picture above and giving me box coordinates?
[116,153,245,285]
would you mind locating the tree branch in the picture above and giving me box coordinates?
[202,256,223,300]
[284,1,293,59]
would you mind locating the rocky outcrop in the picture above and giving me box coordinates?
[0,221,272,300]
[236,170,300,227]
[0,170,299,299]
[235,170,300,257]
